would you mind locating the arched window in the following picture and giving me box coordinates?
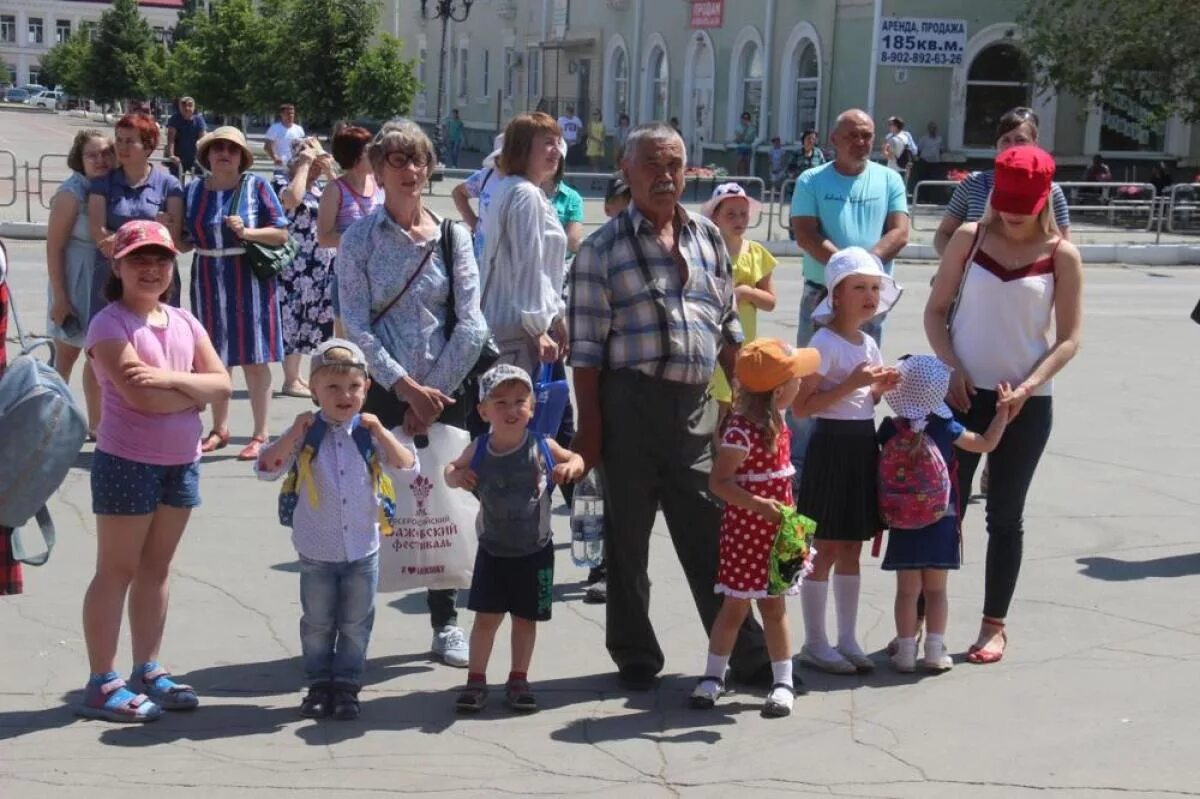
[740,42,764,123]
[963,43,1031,147]
[613,48,628,118]
[648,46,668,121]
[793,41,819,140]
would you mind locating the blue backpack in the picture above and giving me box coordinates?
[278,414,398,532]
[0,354,88,565]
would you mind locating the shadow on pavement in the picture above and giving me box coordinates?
[1076,552,1200,581]
[181,652,434,697]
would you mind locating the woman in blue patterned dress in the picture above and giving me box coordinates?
[275,138,337,397]
[185,126,289,461]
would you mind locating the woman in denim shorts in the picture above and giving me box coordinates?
[77,220,232,723]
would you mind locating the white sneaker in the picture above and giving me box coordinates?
[432,625,469,668]
[891,639,917,673]
[923,639,953,672]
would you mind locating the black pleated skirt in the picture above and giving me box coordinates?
[795,418,882,542]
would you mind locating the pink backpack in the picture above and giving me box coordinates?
[878,419,951,530]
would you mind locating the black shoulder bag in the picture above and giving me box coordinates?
[441,217,500,390]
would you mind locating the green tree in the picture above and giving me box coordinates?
[84,0,157,104]
[39,33,93,97]
[174,0,279,117]
[1022,0,1200,123]
[284,0,382,125]
[347,35,419,120]
[172,0,207,42]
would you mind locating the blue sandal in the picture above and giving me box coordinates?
[131,662,199,711]
[75,674,162,723]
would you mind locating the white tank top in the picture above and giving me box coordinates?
[950,239,1059,397]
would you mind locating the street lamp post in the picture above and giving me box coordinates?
[420,0,474,164]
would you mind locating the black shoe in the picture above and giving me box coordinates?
[299,683,332,718]
[332,687,360,720]
[617,664,659,691]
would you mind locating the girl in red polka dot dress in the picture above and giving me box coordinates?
[690,340,821,718]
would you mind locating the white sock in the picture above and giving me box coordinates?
[801,579,832,652]
[925,632,945,653]
[832,574,862,652]
[770,658,793,688]
[896,636,918,654]
[704,652,730,682]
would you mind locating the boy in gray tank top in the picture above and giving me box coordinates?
[444,364,584,713]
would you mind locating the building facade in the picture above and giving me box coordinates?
[0,0,181,89]
[395,0,1198,177]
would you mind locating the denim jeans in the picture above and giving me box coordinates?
[954,389,1052,620]
[299,551,379,688]
[786,279,888,481]
[447,140,462,168]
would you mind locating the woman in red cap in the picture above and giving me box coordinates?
[924,145,1083,664]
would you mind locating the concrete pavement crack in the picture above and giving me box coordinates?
[173,570,294,656]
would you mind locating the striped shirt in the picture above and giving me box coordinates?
[568,203,742,385]
[946,170,1071,228]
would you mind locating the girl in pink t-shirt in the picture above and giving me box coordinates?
[77,220,231,723]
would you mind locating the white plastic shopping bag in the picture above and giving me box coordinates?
[378,423,478,592]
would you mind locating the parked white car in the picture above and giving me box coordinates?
[29,90,63,109]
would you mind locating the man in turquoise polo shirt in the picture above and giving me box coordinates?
[789,108,909,347]
[787,108,909,476]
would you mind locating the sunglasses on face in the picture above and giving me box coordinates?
[209,141,241,154]
[383,151,429,169]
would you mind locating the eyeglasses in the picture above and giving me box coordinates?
[383,151,429,169]
[209,140,241,153]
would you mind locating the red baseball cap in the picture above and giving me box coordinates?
[992,145,1055,216]
[113,219,179,260]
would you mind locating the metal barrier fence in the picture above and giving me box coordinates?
[1166,183,1200,233]
[910,180,1161,232]
[0,149,16,208]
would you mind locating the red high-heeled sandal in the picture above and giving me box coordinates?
[966,617,1007,664]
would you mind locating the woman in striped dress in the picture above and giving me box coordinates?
[185,126,290,461]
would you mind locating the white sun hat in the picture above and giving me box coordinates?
[811,246,903,326]
[482,133,505,169]
[882,355,954,431]
[699,181,763,219]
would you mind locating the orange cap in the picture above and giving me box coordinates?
[734,339,821,393]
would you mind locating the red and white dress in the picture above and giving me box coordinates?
[715,414,794,598]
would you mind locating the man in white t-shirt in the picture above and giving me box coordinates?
[557,104,583,166]
[264,103,306,168]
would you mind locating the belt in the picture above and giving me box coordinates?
[194,247,246,257]
[804,279,827,295]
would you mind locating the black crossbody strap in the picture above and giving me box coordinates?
[623,211,672,380]
[371,243,435,327]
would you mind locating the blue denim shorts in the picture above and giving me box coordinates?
[91,450,201,515]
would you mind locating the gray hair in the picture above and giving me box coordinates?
[621,122,687,167]
[368,117,435,175]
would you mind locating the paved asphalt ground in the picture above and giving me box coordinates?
[3,111,1200,798]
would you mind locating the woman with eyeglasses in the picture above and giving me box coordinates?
[480,112,569,376]
[338,118,489,668]
[184,126,290,461]
[88,114,185,305]
[934,107,1071,255]
[48,129,112,435]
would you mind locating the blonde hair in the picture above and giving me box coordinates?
[978,193,1060,237]
[731,386,783,452]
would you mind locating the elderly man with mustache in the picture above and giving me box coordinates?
[568,123,772,692]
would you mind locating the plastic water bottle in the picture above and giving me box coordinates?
[570,470,605,567]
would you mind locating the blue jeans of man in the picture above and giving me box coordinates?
[786,280,887,480]
[299,550,379,689]
[447,139,462,168]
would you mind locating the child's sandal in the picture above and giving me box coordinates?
[455,683,488,713]
[75,676,163,723]
[131,663,199,710]
[504,679,538,713]
[762,682,795,718]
